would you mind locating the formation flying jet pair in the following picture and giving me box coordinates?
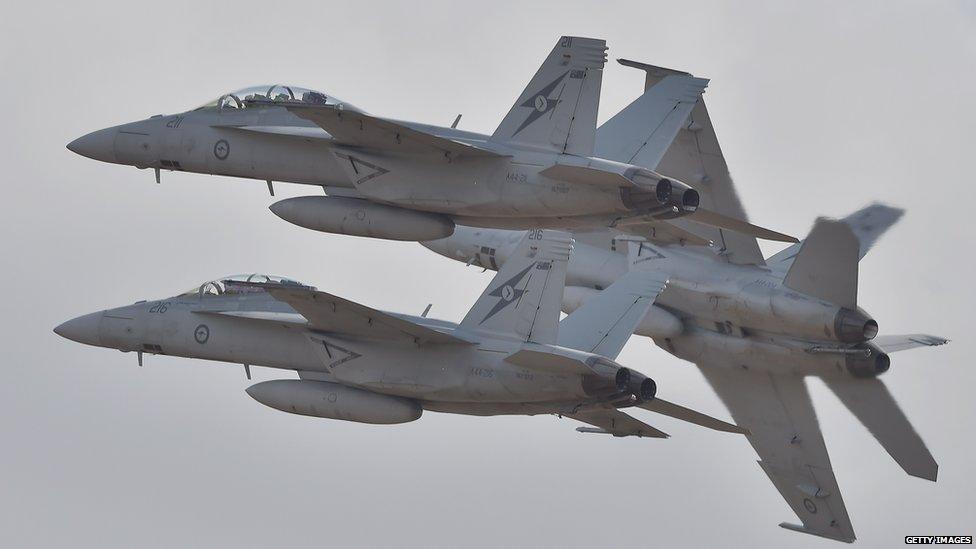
[60,36,948,543]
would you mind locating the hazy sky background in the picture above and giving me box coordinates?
[2,1,974,547]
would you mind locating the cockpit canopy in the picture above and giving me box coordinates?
[180,273,312,298]
[196,85,348,111]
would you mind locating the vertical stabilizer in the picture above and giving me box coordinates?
[822,377,937,481]
[557,241,667,360]
[594,74,708,170]
[614,59,764,266]
[459,230,573,344]
[768,203,905,269]
[783,219,859,308]
[490,36,607,156]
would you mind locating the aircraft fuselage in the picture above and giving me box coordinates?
[423,227,887,380]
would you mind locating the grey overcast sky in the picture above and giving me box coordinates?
[2,1,974,547]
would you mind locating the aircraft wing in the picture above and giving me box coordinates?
[568,407,669,438]
[822,377,938,481]
[255,284,470,345]
[615,219,713,247]
[284,104,502,158]
[697,364,857,543]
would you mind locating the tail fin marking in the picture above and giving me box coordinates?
[459,230,573,344]
[490,36,607,156]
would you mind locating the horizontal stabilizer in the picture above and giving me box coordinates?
[594,74,709,170]
[823,377,938,481]
[688,208,799,243]
[614,219,713,247]
[783,219,859,308]
[568,408,668,438]
[638,398,748,434]
[872,333,949,353]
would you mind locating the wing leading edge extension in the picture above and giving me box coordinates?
[252,284,470,345]
[283,105,502,158]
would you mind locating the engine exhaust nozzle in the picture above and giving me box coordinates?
[834,308,879,343]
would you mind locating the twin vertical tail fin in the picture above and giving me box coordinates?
[769,203,905,269]
[782,218,861,308]
[779,204,907,308]
[490,36,607,156]
[594,74,709,170]
[459,230,573,344]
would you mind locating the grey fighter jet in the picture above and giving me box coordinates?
[420,62,949,543]
[67,36,794,245]
[54,231,745,439]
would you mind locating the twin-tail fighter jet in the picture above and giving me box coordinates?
[55,230,745,439]
[421,61,950,543]
[67,37,795,245]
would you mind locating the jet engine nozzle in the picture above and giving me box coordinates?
[620,169,699,219]
[833,308,879,343]
[615,367,631,393]
[845,343,891,378]
[654,178,700,215]
[639,377,657,401]
[582,358,633,397]
[626,372,657,402]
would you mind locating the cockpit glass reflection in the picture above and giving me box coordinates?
[195,85,332,111]
[180,274,310,297]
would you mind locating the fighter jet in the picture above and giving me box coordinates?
[420,62,949,543]
[67,36,794,246]
[54,230,745,439]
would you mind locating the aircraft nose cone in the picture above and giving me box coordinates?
[54,312,102,347]
[67,127,117,163]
